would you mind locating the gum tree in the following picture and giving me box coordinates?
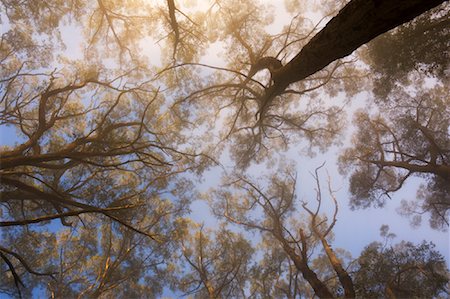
[1,0,448,297]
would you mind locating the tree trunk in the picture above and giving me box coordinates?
[319,238,355,298]
[279,239,335,298]
[271,0,447,92]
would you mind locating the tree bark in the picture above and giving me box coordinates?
[282,242,335,299]
[367,160,450,180]
[319,238,355,298]
[271,0,447,93]
[274,227,335,299]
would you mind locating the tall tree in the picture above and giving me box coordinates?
[268,0,447,89]
[0,219,173,298]
[0,51,204,296]
[171,222,253,298]
[340,84,450,230]
[339,3,449,230]
[1,0,448,297]
[162,0,447,168]
[364,5,449,98]
[210,165,356,298]
[209,164,449,298]
[355,240,449,298]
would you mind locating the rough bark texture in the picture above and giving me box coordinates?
[319,238,355,298]
[271,0,447,93]
[281,242,334,299]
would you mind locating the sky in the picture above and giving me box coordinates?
[0,0,449,297]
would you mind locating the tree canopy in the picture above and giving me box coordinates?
[1,0,449,297]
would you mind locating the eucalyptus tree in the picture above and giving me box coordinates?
[209,165,449,298]
[0,63,204,296]
[1,1,207,295]
[355,240,449,298]
[364,5,449,98]
[157,0,447,168]
[1,0,448,297]
[170,222,253,298]
[340,84,450,230]
[340,3,450,230]
[209,164,357,298]
[1,218,175,298]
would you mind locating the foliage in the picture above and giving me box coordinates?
[341,3,450,231]
[365,5,450,98]
[171,222,253,298]
[1,0,449,297]
[340,79,450,230]
[209,165,357,298]
[355,241,449,298]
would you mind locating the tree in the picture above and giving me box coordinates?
[355,241,449,298]
[340,83,450,229]
[271,0,446,84]
[0,37,205,296]
[236,0,448,119]
[209,165,450,298]
[209,165,356,298]
[0,0,207,63]
[0,220,171,298]
[171,222,253,298]
[364,5,450,98]
[339,3,450,230]
[247,236,354,299]
[248,242,308,298]
[1,0,448,297]
[162,0,447,168]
